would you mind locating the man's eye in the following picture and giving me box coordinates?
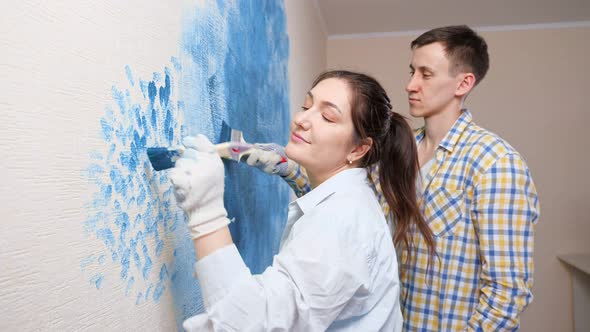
[301,106,309,111]
[409,71,415,76]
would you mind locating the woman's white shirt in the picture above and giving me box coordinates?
[187,168,402,332]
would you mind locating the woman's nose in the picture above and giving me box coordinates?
[294,111,311,130]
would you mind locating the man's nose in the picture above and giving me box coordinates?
[406,76,419,92]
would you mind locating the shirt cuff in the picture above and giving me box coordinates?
[194,244,250,308]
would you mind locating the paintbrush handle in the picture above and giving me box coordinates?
[215,142,254,161]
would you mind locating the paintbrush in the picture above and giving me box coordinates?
[146,121,254,171]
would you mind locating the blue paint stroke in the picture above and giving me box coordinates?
[217,0,290,273]
[80,255,94,271]
[126,277,135,296]
[170,56,181,72]
[145,284,153,301]
[153,264,169,302]
[86,164,104,179]
[90,274,104,289]
[84,60,185,306]
[142,243,153,280]
[100,119,114,141]
[168,1,290,329]
[125,65,135,87]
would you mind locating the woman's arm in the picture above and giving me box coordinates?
[169,136,369,330]
[191,212,370,331]
[193,227,233,260]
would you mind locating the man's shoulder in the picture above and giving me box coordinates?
[450,122,533,179]
[460,122,520,158]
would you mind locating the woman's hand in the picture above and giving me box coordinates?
[169,134,230,239]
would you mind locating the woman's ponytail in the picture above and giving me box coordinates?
[380,113,435,265]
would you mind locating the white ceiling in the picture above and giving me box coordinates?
[315,0,590,36]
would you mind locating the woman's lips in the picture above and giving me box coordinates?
[291,132,310,144]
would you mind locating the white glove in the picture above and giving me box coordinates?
[169,134,230,239]
[183,313,213,332]
[245,143,297,177]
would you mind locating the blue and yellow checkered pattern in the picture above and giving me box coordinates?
[282,162,311,198]
[282,110,539,331]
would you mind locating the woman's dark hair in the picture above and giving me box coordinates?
[312,70,436,266]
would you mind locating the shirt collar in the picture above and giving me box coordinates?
[415,109,473,153]
[293,168,368,215]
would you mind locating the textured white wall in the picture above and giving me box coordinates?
[0,0,326,330]
[1,1,185,330]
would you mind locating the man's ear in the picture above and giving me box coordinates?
[456,73,476,98]
[349,137,373,163]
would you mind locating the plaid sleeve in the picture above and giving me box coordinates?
[280,163,311,198]
[467,152,539,331]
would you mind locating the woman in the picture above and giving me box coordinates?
[170,70,434,331]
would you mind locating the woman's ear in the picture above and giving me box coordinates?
[349,137,373,163]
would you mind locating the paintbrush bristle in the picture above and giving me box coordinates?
[146,147,183,171]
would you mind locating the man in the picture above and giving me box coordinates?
[243,25,539,331]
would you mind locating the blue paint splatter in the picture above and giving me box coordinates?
[120,247,130,280]
[153,283,165,302]
[80,255,94,271]
[86,164,103,180]
[142,244,153,280]
[145,284,153,301]
[154,265,168,302]
[96,228,115,249]
[155,239,164,257]
[91,274,104,289]
[84,60,185,306]
[126,277,135,296]
[125,65,135,87]
[170,56,181,71]
[100,119,114,141]
[159,74,171,108]
[90,150,103,160]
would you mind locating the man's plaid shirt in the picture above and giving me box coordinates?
[281,110,539,331]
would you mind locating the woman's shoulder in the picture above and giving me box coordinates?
[308,184,385,227]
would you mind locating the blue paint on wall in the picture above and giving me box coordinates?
[125,65,135,87]
[90,274,104,289]
[80,255,94,271]
[167,2,290,328]
[126,277,135,296]
[84,61,186,306]
[221,0,290,274]
[84,1,290,329]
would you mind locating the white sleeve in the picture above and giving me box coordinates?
[192,214,370,332]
